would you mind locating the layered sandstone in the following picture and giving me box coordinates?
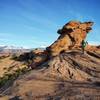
[47,21,93,56]
[30,21,94,67]
[0,21,100,100]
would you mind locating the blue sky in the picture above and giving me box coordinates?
[0,0,100,48]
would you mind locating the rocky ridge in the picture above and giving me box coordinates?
[0,21,100,100]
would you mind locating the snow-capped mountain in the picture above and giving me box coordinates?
[0,46,23,50]
[0,45,30,54]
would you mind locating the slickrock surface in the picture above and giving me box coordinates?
[0,21,100,100]
[30,21,94,68]
[0,49,100,100]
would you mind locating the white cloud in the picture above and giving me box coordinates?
[88,41,100,46]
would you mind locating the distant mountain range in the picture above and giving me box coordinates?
[0,46,30,54]
[0,45,45,54]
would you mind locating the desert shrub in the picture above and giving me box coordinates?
[11,53,19,60]
[0,75,10,87]
[0,67,29,88]
[14,51,35,62]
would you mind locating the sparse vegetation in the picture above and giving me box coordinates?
[11,51,34,62]
[0,51,35,88]
[0,67,30,88]
[11,53,19,60]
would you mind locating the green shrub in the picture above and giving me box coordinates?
[11,54,19,60]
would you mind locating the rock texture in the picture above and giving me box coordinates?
[0,20,100,100]
[29,21,94,68]
[47,21,93,56]
[42,49,100,81]
[0,49,100,100]
[29,49,48,69]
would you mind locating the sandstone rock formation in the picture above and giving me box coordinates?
[1,49,100,100]
[47,21,93,56]
[30,21,94,68]
[29,49,48,69]
[43,49,100,81]
[0,21,100,100]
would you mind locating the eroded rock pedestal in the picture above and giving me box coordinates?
[27,21,100,81]
[30,21,94,68]
[47,21,93,56]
